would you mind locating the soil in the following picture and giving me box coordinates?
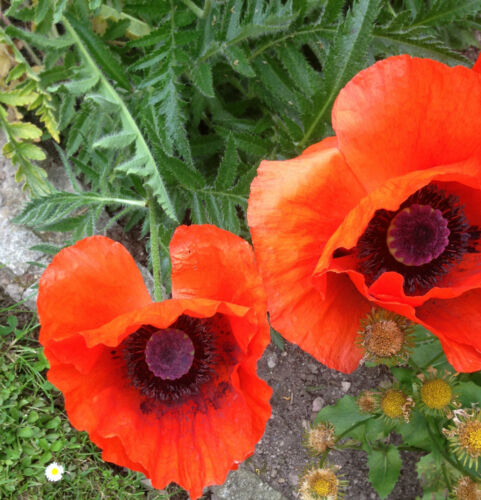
[248,342,424,500]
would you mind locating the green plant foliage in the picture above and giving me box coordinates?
[0,29,59,195]
[367,445,402,499]
[7,0,478,257]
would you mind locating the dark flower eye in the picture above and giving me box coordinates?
[248,55,481,374]
[37,227,271,498]
[120,314,240,413]
[356,184,480,295]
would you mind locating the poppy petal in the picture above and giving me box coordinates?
[44,298,271,499]
[170,224,266,314]
[415,290,481,371]
[474,52,481,73]
[38,236,152,345]
[248,141,368,371]
[333,55,481,190]
[314,159,481,307]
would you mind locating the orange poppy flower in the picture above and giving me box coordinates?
[248,55,481,374]
[37,225,271,499]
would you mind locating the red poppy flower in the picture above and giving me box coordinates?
[37,225,271,499]
[248,54,481,374]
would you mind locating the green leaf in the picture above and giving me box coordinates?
[301,0,380,147]
[215,134,238,190]
[367,445,402,499]
[0,90,37,106]
[224,46,256,77]
[93,132,137,150]
[9,122,43,141]
[191,61,215,98]
[398,411,431,450]
[270,328,285,351]
[64,14,131,91]
[456,381,481,407]
[315,395,370,440]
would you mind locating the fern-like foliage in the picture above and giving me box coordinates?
[0,28,60,195]
[6,0,481,262]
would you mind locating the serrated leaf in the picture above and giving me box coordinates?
[0,90,38,106]
[5,25,73,49]
[93,131,137,150]
[49,74,100,95]
[368,446,402,499]
[18,142,46,161]
[157,150,205,189]
[398,411,431,450]
[224,46,256,77]
[302,0,380,147]
[215,134,238,189]
[64,15,131,91]
[129,48,169,71]
[191,62,215,98]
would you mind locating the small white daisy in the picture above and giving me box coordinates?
[45,462,64,482]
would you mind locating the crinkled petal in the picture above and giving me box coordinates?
[248,140,368,371]
[44,298,271,499]
[314,159,481,307]
[38,236,152,345]
[333,55,481,190]
[415,290,481,372]
[170,224,266,315]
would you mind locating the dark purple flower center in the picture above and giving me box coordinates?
[117,314,241,414]
[144,328,195,380]
[386,204,450,266]
[339,184,480,295]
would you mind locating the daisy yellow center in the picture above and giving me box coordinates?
[460,421,481,457]
[381,390,406,419]
[51,468,59,475]
[420,379,452,410]
[364,320,404,357]
[312,478,331,496]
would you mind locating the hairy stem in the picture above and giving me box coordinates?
[180,0,211,19]
[319,416,374,467]
[148,193,164,302]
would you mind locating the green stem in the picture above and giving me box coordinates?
[148,194,164,302]
[319,416,374,467]
[180,0,211,19]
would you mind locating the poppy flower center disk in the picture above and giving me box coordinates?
[145,329,195,380]
[386,204,450,266]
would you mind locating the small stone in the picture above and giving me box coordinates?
[288,472,299,486]
[341,381,351,392]
[312,397,325,413]
[267,353,278,369]
[307,362,319,374]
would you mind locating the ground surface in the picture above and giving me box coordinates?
[249,343,424,499]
